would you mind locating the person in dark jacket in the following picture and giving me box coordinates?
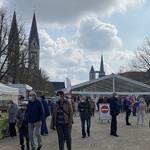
[17,101,29,150]
[40,96,50,135]
[124,97,132,126]
[110,93,120,137]
[78,96,91,138]
[27,91,44,150]
[53,91,73,150]
[8,100,18,137]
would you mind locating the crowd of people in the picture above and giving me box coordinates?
[6,91,148,150]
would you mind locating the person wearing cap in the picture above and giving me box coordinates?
[54,91,73,150]
[17,101,29,150]
[27,91,44,150]
[110,93,120,137]
[78,96,91,138]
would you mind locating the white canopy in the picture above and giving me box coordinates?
[0,83,19,104]
[0,83,19,96]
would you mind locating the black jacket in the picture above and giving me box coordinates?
[78,100,91,119]
[110,96,120,116]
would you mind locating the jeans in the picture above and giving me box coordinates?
[80,117,91,137]
[126,109,131,125]
[28,122,42,150]
[56,124,72,150]
[41,119,48,135]
[110,115,117,135]
[19,123,29,150]
[9,122,17,137]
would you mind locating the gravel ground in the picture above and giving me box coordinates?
[0,112,150,150]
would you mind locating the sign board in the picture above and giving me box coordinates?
[99,103,111,121]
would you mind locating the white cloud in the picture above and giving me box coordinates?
[76,17,122,51]
[7,0,145,24]
[39,27,135,85]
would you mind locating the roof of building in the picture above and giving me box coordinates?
[119,71,147,82]
[51,82,65,91]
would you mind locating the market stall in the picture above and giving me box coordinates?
[0,83,19,105]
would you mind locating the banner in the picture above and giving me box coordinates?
[99,103,111,121]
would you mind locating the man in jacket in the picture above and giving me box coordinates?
[17,101,29,150]
[54,91,73,150]
[27,91,44,150]
[78,96,91,138]
[110,93,120,137]
[40,95,50,135]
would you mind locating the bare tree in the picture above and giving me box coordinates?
[132,38,150,72]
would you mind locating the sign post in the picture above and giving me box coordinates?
[99,103,111,123]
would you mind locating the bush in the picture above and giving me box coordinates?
[0,114,8,139]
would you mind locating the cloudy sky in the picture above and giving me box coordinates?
[1,0,150,85]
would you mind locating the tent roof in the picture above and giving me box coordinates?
[72,74,150,95]
[0,83,19,96]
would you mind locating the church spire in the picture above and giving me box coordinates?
[8,11,20,83]
[90,65,95,73]
[99,54,105,78]
[28,13,40,69]
[29,13,39,47]
[89,65,95,81]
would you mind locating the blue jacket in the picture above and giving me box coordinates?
[110,96,120,116]
[27,100,44,123]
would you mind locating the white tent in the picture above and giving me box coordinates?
[0,83,19,104]
[71,73,150,96]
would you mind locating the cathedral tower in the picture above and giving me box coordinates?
[28,13,40,70]
[8,11,19,83]
[89,66,95,81]
[99,54,105,78]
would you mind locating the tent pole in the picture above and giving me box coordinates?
[113,75,115,93]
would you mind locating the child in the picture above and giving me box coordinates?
[17,101,30,150]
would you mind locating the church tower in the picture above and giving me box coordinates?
[28,13,40,70]
[89,66,95,81]
[8,11,19,83]
[99,54,105,78]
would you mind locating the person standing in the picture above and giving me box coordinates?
[124,97,132,126]
[40,96,50,136]
[78,96,91,138]
[16,101,29,150]
[54,91,73,150]
[8,100,18,137]
[137,98,147,125]
[90,99,95,117]
[110,93,120,137]
[27,91,44,150]
[50,98,57,130]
